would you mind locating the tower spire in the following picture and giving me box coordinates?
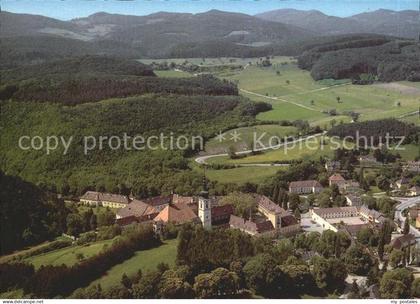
[200,166,209,198]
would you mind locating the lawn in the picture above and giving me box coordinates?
[205,166,282,184]
[204,124,298,154]
[25,238,116,269]
[87,238,178,290]
[394,144,420,161]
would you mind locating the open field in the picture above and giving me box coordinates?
[157,56,418,182]
[395,144,420,161]
[154,70,192,78]
[143,56,419,128]
[87,239,178,290]
[204,124,298,154]
[207,136,353,165]
[205,166,282,184]
[0,240,59,264]
[223,62,419,125]
[25,238,116,269]
[190,158,281,184]
[139,56,296,68]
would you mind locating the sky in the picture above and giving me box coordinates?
[1,0,418,20]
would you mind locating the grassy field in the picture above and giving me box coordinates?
[139,57,295,67]
[205,166,282,184]
[395,144,420,161]
[25,238,116,269]
[154,70,192,78]
[204,124,298,154]
[217,58,419,125]
[208,136,354,165]
[190,158,281,184]
[155,55,418,182]
[87,239,178,290]
[0,289,24,299]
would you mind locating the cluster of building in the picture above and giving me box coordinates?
[229,195,300,237]
[288,173,361,195]
[392,177,420,196]
[309,204,387,237]
[79,187,300,237]
[404,160,420,173]
[409,205,420,229]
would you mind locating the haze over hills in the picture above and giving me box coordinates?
[256,8,420,39]
[0,10,313,51]
[1,8,420,65]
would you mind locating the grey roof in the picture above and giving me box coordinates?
[80,191,129,204]
[116,199,158,218]
[289,180,322,188]
[256,194,285,214]
[313,206,358,217]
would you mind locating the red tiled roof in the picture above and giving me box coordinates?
[390,234,416,250]
[116,215,138,226]
[144,195,172,207]
[281,214,298,227]
[172,194,195,205]
[329,173,345,181]
[211,204,234,218]
[153,202,198,224]
[229,215,274,234]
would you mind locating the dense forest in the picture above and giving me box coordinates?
[0,56,238,105]
[298,37,420,81]
[327,119,420,145]
[0,55,269,196]
[1,76,238,105]
[0,171,68,254]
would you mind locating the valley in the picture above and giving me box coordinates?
[1,4,420,300]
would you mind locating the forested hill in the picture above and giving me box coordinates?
[0,171,68,254]
[2,56,155,83]
[327,119,420,145]
[0,56,238,105]
[0,10,313,61]
[256,9,420,39]
[0,54,269,197]
[297,36,420,82]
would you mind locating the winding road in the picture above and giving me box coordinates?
[195,132,324,166]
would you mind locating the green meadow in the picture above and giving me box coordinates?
[221,58,419,125]
[25,238,116,269]
[204,124,298,154]
[87,239,178,290]
[209,136,343,165]
[164,55,418,184]
[204,166,282,184]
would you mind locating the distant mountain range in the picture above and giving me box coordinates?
[256,8,420,39]
[1,8,419,63]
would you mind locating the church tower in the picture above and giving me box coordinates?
[198,175,212,229]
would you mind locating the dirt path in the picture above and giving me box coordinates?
[240,88,320,112]
[239,82,351,112]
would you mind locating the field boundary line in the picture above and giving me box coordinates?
[240,88,320,112]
